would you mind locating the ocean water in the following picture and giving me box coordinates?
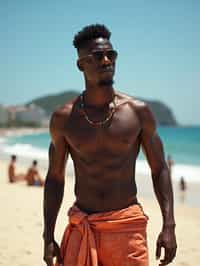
[1,126,200,183]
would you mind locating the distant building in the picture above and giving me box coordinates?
[0,105,9,125]
[14,104,47,125]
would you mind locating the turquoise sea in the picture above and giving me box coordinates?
[1,126,200,183]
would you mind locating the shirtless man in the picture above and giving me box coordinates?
[25,160,44,186]
[8,155,25,183]
[43,24,177,266]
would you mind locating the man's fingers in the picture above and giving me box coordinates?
[159,247,170,265]
[54,241,63,264]
[44,255,62,266]
[43,241,62,266]
[156,241,162,259]
[55,250,63,264]
[167,247,177,264]
[53,257,63,266]
[43,255,53,266]
[159,247,177,265]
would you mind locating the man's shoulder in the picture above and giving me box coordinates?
[51,96,80,123]
[49,95,80,134]
[116,91,149,111]
[117,91,156,130]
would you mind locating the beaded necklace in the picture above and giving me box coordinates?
[80,92,116,126]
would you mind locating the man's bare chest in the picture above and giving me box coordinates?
[65,107,141,157]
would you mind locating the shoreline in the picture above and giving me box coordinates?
[0,126,48,138]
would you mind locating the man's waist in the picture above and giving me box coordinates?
[67,200,148,233]
[75,196,138,215]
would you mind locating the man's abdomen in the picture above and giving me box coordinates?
[75,173,138,214]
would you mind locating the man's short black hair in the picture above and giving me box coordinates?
[33,160,37,166]
[11,155,16,161]
[73,24,111,50]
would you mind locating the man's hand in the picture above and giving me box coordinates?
[156,227,177,265]
[43,240,63,266]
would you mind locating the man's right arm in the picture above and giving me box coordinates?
[43,111,69,265]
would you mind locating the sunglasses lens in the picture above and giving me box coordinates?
[92,50,118,62]
[93,51,104,61]
[107,50,117,61]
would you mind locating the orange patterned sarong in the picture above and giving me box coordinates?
[59,204,149,266]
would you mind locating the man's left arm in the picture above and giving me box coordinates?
[139,104,177,265]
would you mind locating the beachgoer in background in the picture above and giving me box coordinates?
[8,155,25,183]
[25,160,44,186]
[43,24,177,266]
[179,176,187,203]
[167,154,174,177]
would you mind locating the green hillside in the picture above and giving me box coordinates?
[28,90,78,115]
[28,90,177,126]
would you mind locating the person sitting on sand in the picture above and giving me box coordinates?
[25,160,44,186]
[8,155,25,183]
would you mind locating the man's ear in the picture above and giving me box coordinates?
[77,59,84,72]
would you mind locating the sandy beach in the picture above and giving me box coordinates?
[0,156,200,266]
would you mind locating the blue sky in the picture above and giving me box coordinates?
[1,0,199,125]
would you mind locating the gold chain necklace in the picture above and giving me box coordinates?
[80,92,116,126]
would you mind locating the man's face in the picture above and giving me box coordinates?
[77,38,117,86]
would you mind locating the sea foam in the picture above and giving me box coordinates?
[0,142,75,176]
[1,143,48,160]
[1,142,200,183]
[136,160,200,183]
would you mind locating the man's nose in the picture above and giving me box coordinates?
[102,55,111,64]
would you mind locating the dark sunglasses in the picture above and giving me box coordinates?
[79,49,118,63]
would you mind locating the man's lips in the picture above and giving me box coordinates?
[98,67,114,73]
